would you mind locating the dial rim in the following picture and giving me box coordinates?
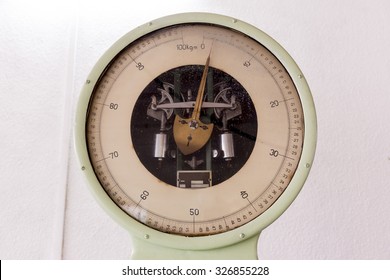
[75,12,316,250]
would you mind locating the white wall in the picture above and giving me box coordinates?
[1,0,389,259]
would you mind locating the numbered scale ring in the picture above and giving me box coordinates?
[75,13,317,257]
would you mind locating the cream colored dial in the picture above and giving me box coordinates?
[85,23,304,237]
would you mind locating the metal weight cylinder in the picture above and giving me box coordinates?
[154,133,168,159]
[220,132,234,160]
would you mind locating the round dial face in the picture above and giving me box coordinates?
[86,23,304,237]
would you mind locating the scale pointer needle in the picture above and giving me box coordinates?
[173,54,214,155]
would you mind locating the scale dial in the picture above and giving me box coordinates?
[78,14,316,242]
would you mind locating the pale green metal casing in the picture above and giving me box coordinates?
[74,12,317,259]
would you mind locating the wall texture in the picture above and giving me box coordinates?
[1,0,389,259]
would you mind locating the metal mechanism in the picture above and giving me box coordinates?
[147,77,242,187]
